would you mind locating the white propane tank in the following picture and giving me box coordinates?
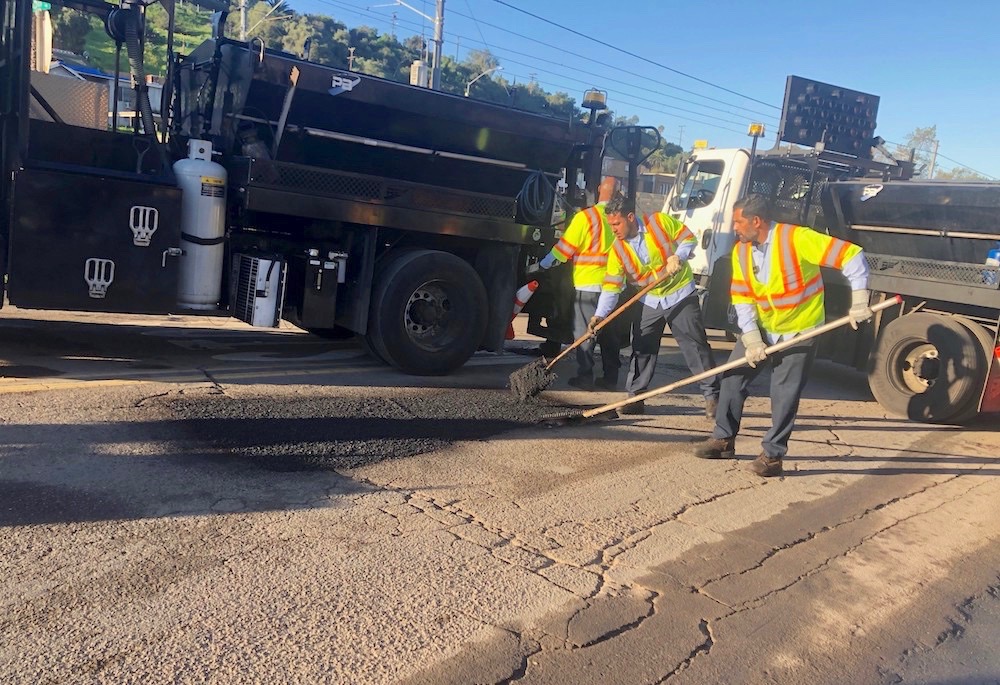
[173,139,227,309]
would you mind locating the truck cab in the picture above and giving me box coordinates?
[663,147,751,284]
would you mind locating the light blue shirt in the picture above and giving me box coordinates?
[594,220,696,318]
[735,223,869,343]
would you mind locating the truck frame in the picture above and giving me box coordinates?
[1,0,606,375]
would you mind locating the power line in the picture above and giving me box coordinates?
[490,0,778,110]
[315,0,764,130]
[319,0,777,123]
[446,6,777,120]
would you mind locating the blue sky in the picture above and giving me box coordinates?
[285,0,1000,179]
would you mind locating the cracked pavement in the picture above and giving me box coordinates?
[1,312,999,684]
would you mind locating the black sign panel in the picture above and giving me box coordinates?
[778,76,879,158]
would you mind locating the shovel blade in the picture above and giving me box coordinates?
[508,357,556,401]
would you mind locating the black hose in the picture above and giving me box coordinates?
[124,6,156,137]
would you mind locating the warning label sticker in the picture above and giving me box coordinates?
[200,176,225,198]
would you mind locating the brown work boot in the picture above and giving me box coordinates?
[704,396,719,421]
[692,437,735,460]
[747,453,783,477]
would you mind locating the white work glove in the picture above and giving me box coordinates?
[742,328,768,368]
[587,315,604,336]
[848,289,874,330]
[525,262,542,275]
[664,254,681,277]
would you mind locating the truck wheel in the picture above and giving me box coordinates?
[947,317,994,424]
[868,313,988,424]
[367,249,487,375]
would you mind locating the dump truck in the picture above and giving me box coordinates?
[1,0,607,375]
[664,76,1000,423]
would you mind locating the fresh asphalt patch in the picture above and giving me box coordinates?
[159,389,576,471]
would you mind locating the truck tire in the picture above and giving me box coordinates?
[367,249,487,375]
[868,312,987,424]
[948,317,995,424]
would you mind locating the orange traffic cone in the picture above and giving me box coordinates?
[506,280,539,340]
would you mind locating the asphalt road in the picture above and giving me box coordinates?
[1,308,999,684]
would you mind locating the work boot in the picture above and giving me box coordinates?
[704,396,719,421]
[594,374,619,391]
[693,437,735,460]
[747,453,783,477]
[617,399,645,416]
[567,375,594,391]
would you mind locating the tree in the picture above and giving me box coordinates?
[890,125,937,178]
[934,166,991,181]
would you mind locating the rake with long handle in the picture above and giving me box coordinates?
[579,295,902,419]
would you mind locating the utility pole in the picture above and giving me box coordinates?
[927,139,939,179]
[240,0,247,41]
[678,125,685,148]
[348,46,356,71]
[430,0,445,90]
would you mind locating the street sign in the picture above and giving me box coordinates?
[32,1,51,10]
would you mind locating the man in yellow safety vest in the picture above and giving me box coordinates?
[692,194,873,477]
[594,193,720,417]
[527,177,622,390]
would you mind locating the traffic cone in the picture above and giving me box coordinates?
[981,345,1000,413]
[506,280,539,340]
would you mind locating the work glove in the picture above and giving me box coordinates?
[741,328,768,368]
[588,315,605,336]
[525,262,542,275]
[848,289,874,330]
[664,254,682,277]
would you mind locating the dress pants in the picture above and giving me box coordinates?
[572,290,621,380]
[712,335,818,458]
[625,294,719,400]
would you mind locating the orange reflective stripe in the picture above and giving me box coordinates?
[644,214,675,261]
[575,207,603,257]
[554,239,576,260]
[819,237,853,269]
[574,255,609,266]
[776,224,804,295]
[614,241,650,284]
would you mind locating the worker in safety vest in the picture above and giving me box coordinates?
[593,193,720,417]
[527,177,623,390]
[692,194,873,477]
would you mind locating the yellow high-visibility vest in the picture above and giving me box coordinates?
[547,204,613,289]
[730,223,861,333]
[602,213,696,297]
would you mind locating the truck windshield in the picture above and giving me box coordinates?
[672,159,724,211]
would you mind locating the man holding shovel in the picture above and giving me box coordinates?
[527,177,623,390]
[692,194,872,477]
[595,194,720,417]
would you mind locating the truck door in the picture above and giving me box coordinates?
[666,149,749,281]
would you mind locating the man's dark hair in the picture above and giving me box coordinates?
[733,194,773,222]
[604,193,634,217]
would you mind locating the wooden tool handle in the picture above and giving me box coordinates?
[582,295,901,417]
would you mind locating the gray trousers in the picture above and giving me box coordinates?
[712,335,818,458]
[572,291,621,380]
[625,295,719,400]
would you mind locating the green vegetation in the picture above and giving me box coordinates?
[47,0,583,119]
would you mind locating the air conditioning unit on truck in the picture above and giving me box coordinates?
[0,0,606,375]
[663,76,1000,424]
